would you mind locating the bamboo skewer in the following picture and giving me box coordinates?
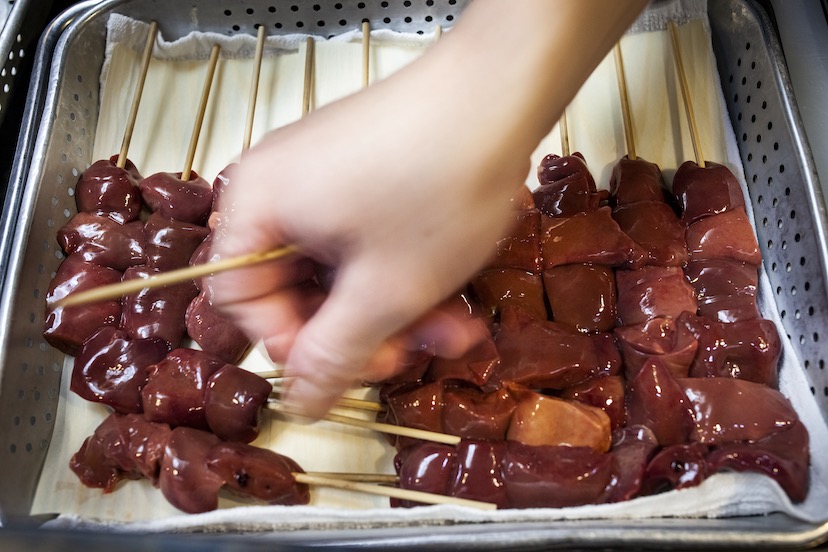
[270,387,385,413]
[182,44,221,181]
[304,472,398,484]
[242,26,267,153]
[293,472,496,510]
[302,36,315,117]
[55,245,299,308]
[362,20,371,88]
[434,24,443,41]
[668,21,705,167]
[613,41,637,160]
[117,21,158,169]
[560,109,571,157]
[266,400,461,446]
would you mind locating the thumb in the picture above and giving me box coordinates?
[282,263,419,419]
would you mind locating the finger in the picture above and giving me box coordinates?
[282,263,422,419]
[402,304,488,358]
[220,280,326,363]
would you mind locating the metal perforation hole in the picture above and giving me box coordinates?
[45,412,52,423]
[737,57,742,67]
[762,155,767,164]
[791,285,798,295]
[25,443,32,453]
[786,262,792,272]
[772,197,778,207]
[751,114,756,123]
[747,95,751,103]
[796,309,801,319]
[748,153,753,162]
[269,6,276,13]
[809,306,815,315]
[771,261,777,271]
[296,21,304,28]
[246,8,254,14]
[782,240,787,250]
[790,210,796,219]
[779,164,785,173]
[232,25,240,31]
[781,309,787,319]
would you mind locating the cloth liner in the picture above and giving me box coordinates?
[43,0,828,533]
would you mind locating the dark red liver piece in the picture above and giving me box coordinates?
[206,442,310,505]
[537,152,597,190]
[159,427,224,513]
[672,161,745,225]
[141,349,226,430]
[601,425,659,503]
[541,207,638,269]
[615,266,697,326]
[204,365,271,443]
[678,378,797,444]
[113,414,173,484]
[612,201,688,268]
[679,312,780,387]
[144,212,210,272]
[503,441,612,508]
[69,414,133,492]
[120,266,198,350]
[185,292,251,364]
[57,212,145,271]
[544,264,616,333]
[426,324,500,388]
[640,442,709,495]
[707,419,809,503]
[442,385,516,441]
[686,207,761,265]
[534,153,601,217]
[561,375,626,431]
[488,209,541,272]
[626,358,695,446]
[494,307,618,389]
[609,156,668,206]
[685,259,759,323]
[74,155,142,224]
[394,443,457,507]
[71,327,168,414]
[385,381,445,448]
[615,316,698,379]
[450,440,509,508]
[139,171,213,225]
[43,254,123,356]
[471,268,546,321]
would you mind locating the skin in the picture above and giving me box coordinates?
[209,0,649,419]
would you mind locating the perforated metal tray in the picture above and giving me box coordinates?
[0,0,826,548]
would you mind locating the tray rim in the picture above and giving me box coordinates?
[1,0,827,547]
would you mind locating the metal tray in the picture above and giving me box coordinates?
[0,0,827,548]
[0,0,59,141]
[0,0,102,293]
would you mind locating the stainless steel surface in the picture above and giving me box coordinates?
[0,0,826,547]
[0,0,55,128]
[0,0,101,293]
[709,0,828,423]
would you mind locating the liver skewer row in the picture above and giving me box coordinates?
[70,412,495,513]
[44,23,159,355]
[393,377,808,508]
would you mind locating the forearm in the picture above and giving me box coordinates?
[407,1,649,167]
